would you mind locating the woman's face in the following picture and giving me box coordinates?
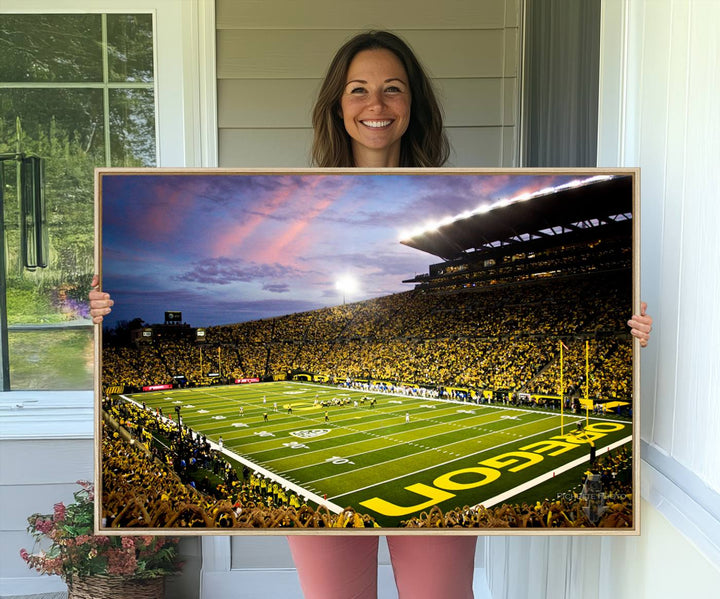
[340,48,411,166]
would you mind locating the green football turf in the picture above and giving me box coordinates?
[121,381,632,527]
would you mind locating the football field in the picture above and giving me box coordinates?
[121,381,632,527]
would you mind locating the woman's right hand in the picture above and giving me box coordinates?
[89,274,114,324]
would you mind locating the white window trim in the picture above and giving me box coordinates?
[0,0,217,168]
[641,444,720,567]
[0,0,217,440]
[0,391,93,439]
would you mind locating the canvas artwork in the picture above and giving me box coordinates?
[95,168,638,534]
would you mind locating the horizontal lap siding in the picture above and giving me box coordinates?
[216,0,521,168]
[0,439,93,581]
[217,30,509,79]
[216,0,511,30]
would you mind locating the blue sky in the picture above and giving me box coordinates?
[100,171,581,328]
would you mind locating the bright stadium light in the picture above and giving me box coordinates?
[335,275,359,305]
[398,175,618,241]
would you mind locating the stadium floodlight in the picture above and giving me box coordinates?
[335,275,359,305]
[471,204,492,216]
[398,175,620,242]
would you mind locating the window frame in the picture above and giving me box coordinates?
[0,0,217,433]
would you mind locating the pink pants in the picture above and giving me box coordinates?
[287,535,477,599]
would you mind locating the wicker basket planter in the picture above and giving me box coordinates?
[67,575,165,599]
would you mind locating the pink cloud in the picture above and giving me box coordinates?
[252,178,348,265]
[210,183,296,258]
[134,184,196,240]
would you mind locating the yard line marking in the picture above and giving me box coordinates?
[303,415,562,486]
[231,413,473,454]
[251,409,559,464]
[261,414,559,472]
[327,423,625,501]
[475,436,632,508]
[125,383,629,511]
[281,381,630,425]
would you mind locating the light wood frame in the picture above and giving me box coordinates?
[94,167,640,536]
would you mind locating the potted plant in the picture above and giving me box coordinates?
[20,481,182,599]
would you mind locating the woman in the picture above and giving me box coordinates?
[90,31,652,599]
[310,30,448,168]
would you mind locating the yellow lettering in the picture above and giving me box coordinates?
[585,422,625,433]
[360,422,628,518]
[520,439,578,456]
[552,430,605,444]
[480,451,544,472]
[433,467,500,491]
[360,483,455,517]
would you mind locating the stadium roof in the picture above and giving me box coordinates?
[400,175,633,260]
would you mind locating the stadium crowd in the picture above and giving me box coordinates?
[101,398,631,529]
[101,400,382,528]
[400,448,633,529]
[103,270,632,408]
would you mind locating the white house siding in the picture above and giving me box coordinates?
[215,0,522,167]
[0,394,94,598]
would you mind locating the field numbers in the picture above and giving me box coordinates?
[283,441,309,449]
[326,456,354,465]
[291,429,330,439]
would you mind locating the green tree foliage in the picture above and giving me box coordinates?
[0,13,155,325]
[1,113,97,322]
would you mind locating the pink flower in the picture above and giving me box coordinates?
[121,537,135,549]
[34,518,53,535]
[19,548,29,562]
[43,557,64,576]
[107,548,137,576]
[53,502,66,522]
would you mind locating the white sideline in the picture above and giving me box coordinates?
[477,435,633,508]
[120,394,345,514]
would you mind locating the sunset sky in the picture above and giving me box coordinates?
[100,171,582,328]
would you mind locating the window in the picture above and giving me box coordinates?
[0,13,156,389]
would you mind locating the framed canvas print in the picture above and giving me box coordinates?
[95,168,639,535]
